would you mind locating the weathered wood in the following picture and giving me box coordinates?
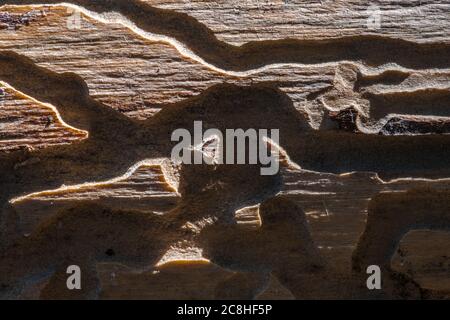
[0,1,449,299]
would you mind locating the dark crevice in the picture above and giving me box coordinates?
[352,188,450,298]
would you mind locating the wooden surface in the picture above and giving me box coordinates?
[0,1,449,299]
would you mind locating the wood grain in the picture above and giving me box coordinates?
[0,1,449,299]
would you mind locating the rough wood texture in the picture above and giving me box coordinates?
[0,83,86,152]
[148,0,450,44]
[0,1,449,300]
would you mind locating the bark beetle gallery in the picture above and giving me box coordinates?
[0,1,449,300]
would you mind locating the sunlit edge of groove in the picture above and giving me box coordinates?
[3,3,450,77]
[0,80,89,137]
[355,113,450,135]
[9,139,294,204]
[12,156,450,206]
[2,82,450,205]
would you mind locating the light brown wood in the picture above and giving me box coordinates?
[0,1,449,300]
